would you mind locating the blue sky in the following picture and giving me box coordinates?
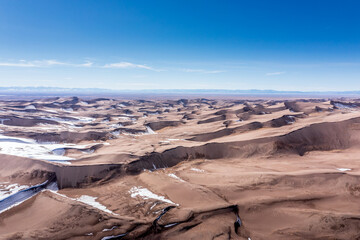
[0,0,359,91]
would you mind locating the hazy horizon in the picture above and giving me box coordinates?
[3,86,360,93]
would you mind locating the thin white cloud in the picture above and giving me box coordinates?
[0,60,93,68]
[103,62,157,71]
[266,71,286,76]
[42,60,66,66]
[182,68,225,74]
[77,61,93,67]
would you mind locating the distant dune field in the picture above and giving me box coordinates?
[0,96,360,239]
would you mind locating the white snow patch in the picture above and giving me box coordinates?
[160,139,183,144]
[49,191,118,215]
[146,126,156,134]
[24,105,36,110]
[111,130,121,136]
[190,168,204,173]
[77,195,117,215]
[149,202,158,210]
[337,168,351,172]
[129,186,178,205]
[168,173,185,182]
[75,116,95,123]
[110,123,123,128]
[45,109,58,113]
[0,183,29,201]
[102,226,117,232]
[0,134,95,163]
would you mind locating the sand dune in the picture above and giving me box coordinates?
[1,97,360,239]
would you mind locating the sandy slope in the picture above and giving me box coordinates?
[0,97,360,239]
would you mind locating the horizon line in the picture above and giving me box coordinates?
[0,86,360,94]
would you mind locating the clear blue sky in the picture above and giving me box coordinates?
[0,0,359,91]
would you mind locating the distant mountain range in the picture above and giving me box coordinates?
[0,87,359,97]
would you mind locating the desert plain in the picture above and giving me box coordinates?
[0,96,360,239]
